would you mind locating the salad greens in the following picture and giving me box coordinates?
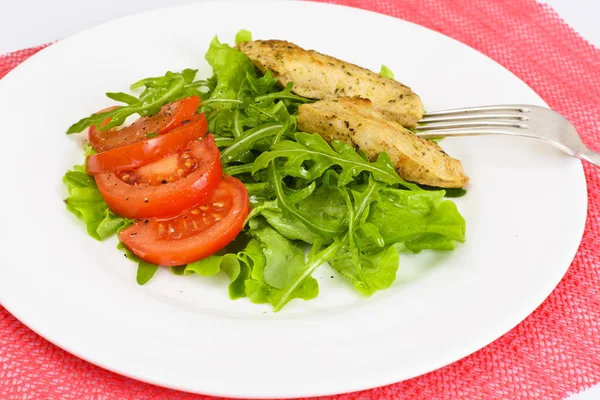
[63,167,131,240]
[63,30,467,311]
[379,64,395,79]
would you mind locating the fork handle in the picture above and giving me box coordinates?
[416,128,600,168]
[579,149,600,167]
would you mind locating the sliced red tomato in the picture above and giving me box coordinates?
[88,106,120,147]
[89,96,201,152]
[86,113,208,175]
[95,135,222,219]
[119,176,250,266]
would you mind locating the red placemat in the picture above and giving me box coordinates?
[1,0,599,399]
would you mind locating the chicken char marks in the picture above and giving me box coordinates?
[297,98,469,188]
[238,40,424,129]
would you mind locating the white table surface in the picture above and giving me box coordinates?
[1,0,598,398]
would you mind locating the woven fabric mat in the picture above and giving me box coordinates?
[1,0,599,398]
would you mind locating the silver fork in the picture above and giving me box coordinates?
[415,105,600,167]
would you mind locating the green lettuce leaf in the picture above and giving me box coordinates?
[379,64,395,79]
[117,241,160,285]
[137,261,160,285]
[63,168,131,240]
[366,189,466,251]
[184,253,250,299]
[235,29,253,45]
[204,36,256,104]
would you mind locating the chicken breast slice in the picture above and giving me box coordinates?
[297,98,469,188]
[238,40,424,129]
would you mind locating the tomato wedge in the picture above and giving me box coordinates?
[95,135,222,219]
[89,96,201,152]
[119,176,250,266]
[88,106,120,148]
[86,113,208,174]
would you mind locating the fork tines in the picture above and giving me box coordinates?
[416,105,530,132]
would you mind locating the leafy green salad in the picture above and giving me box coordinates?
[63,30,466,311]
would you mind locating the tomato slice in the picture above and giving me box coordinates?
[119,176,250,266]
[95,135,222,219]
[88,106,120,148]
[86,113,208,175]
[89,96,201,152]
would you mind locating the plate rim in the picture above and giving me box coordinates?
[0,1,588,398]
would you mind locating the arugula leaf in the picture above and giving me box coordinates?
[245,220,319,309]
[106,92,139,105]
[243,70,278,98]
[67,69,206,134]
[269,166,346,238]
[259,208,324,244]
[271,237,342,312]
[253,132,418,189]
[255,82,313,104]
[379,64,395,79]
[418,184,468,198]
[220,123,284,163]
[330,245,399,296]
[249,220,307,289]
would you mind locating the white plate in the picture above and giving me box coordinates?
[0,1,587,398]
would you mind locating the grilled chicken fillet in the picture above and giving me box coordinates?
[238,40,424,129]
[297,98,468,188]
